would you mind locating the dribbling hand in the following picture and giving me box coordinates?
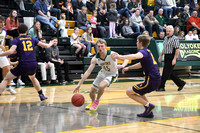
[73,85,80,93]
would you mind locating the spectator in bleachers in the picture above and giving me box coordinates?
[163,0,175,18]
[5,10,19,38]
[90,10,99,37]
[177,5,190,27]
[28,21,42,39]
[127,0,144,18]
[192,28,199,40]
[166,0,180,18]
[72,0,84,12]
[107,0,115,10]
[14,0,26,10]
[48,37,73,84]
[177,31,185,40]
[122,18,140,38]
[186,11,200,32]
[143,10,161,36]
[58,14,68,37]
[185,30,193,40]
[194,4,200,17]
[97,8,109,38]
[174,26,181,36]
[188,0,196,12]
[116,0,132,19]
[80,27,97,57]
[35,38,57,85]
[86,0,96,13]
[107,3,118,38]
[66,0,76,20]
[52,0,69,20]
[77,6,90,31]
[154,31,165,40]
[45,0,61,19]
[155,0,172,19]
[129,9,145,34]
[34,0,57,31]
[155,8,167,32]
[99,0,107,14]
[70,27,86,58]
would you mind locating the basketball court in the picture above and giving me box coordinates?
[0,78,199,133]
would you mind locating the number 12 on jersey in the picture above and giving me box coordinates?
[22,41,33,51]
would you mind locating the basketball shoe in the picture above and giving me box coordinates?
[90,100,99,111]
[85,102,93,110]
[137,104,155,118]
[6,87,17,95]
[39,94,48,101]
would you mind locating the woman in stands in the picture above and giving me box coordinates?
[80,27,97,57]
[28,21,42,39]
[5,10,19,38]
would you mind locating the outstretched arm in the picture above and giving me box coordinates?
[37,40,54,48]
[0,45,17,56]
[111,52,129,69]
[122,62,142,74]
[73,57,96,93]
[112,52,143,61]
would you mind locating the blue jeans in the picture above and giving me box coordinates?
[36,15,57,30]
[162,7,173,18]
[145,24,160,36]
[131,25,145,33]
[79,24,91,31]
[97,26,109,38]
[82,42,97,53]
[49,8,61,19]
[118,8,131,19]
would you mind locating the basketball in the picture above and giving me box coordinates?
[71,93,85,107]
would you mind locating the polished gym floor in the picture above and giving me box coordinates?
[0,78,199,133]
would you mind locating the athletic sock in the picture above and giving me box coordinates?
[145,103,149,107]
[38,90,43,95]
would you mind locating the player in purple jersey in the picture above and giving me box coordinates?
[0,24,54,101]
[112,35,161,118]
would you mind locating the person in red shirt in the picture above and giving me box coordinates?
[186,11,200,32]
[5,10,19,38]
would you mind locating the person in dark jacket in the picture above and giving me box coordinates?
[35,38,57,84]
[47,37,73,84]
[116,0,131,19]
[107,3,118,38]
[86,0,96,12]
[97,8,109,38]
[77,6,90,31]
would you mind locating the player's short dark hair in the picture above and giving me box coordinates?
[0,16,4,22]
[137,35,151,47]
[39,38,45,41]
[51,37,57,40]
[96,38,107,46]
[18,24,28,34]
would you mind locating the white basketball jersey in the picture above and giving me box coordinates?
[95,50,118,76]
[0,30,6,53]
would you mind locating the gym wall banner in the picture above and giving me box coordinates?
[156,40,200,61]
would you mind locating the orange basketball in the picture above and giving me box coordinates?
[71,93,85,107]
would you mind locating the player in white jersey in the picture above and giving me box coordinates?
[73,39,129,111]
[0,16,16,95]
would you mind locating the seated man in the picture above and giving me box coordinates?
[155,8,167,32]
[35,38,57,85]
[48,37,73,84]
[77,6,90,31]
[154,31,165,40]
[186,11,200,33]
[143,10,162,36]
[34,0,57,31]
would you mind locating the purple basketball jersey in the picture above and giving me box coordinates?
[11,35,39,62]
[139,48,161,80]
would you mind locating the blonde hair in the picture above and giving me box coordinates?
[110,3,116,9]
[96,38,107,46]
[82,6,87,11]
[60,14,66,20]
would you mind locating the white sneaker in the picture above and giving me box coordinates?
[6,87,17,95]
[87,52,93,57]
[10,80,16,86]
[17,79,25,86]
